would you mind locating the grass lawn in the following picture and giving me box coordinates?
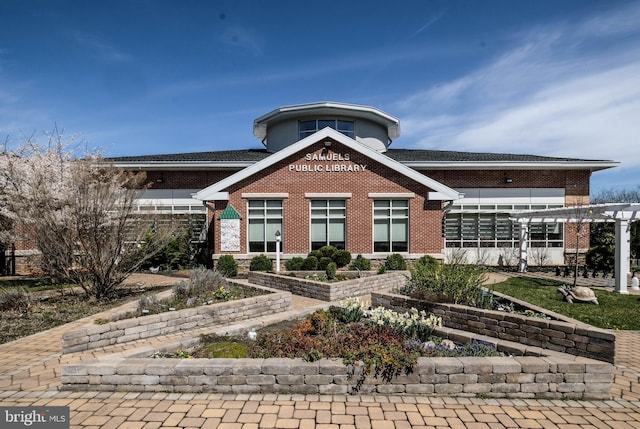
[488,276,640,330]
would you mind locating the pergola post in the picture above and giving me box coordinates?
[614,218,630,294]
[519,223,529,273]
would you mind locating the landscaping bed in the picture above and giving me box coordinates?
[247,270,406,301]
[62,281,291,354]
[60,299,614,399]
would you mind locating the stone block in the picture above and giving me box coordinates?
[262,358,292,375]
[290,360,318,375]
[319,359,348,375]
[557,383,586,393]
[514,356,549,373]
[86,361,119,375]
[434,383,463,394]
[188,375,217,386]
[175,359,207,376]
[305,374,335,385]
[246,374,276,385]
[506,373,534,383]
[463,383,492,394]
[85,323,112,336]
[115,318,139,330]
[61,364,88,376]
[488,357,521,374]
[564,373,584,383]
[449,373,478,384]
[520,383,549,393]
[217,375,247,385]
[405,384,435,394]
[556,361,585,373]
[232,359,264,375]
[130,375,160,385]
[376,384,406,394]
[414,358,435,375]
[319,384,348,394]
[535,373,563,383]
[116,359,148,375]
[145,361,178,376]
[63,335,90,347]
[433,357,463,374]
[418,373,448,384]
[276,374,304,385]
[491,383,520,393]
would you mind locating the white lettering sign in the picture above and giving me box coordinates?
[290,153,366,173]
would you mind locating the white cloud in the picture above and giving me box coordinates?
[397,2,640,177]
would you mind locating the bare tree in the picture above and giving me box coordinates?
[0,132,175,298]
[529,246,550,267]
[566,197,593,287]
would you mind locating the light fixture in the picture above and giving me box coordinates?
[505,178,513,183]
[275,230,281,272]
[324,141,332,147]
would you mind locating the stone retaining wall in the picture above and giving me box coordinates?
[62,284,291,354]
[371,290,615,363]
[247,271,406,301]
[60,354,613,400]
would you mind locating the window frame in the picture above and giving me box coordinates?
[373,199,409,253]
[247,199,283,253]
[299,119,355,140]
[310,199,347,250]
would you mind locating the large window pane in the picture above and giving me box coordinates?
[373,200,408,253]
[248,200,283,253]
[299,120,355,140]
[310,200,346,250]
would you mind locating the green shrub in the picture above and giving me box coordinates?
[215,255,238,277]
[326,262,337,279]
[317,245,338,259]
[333,249,352,268]
[416,255,439,271]
[249,254,273,271]
[586,245,614,273]
[301,256,318,270]
[400,262,487,306]
[350,254,371,271]
[285,257,305,271]
[173,267,225,299]
[141,229,192,270]
[318,257,333,270]
[384,253,407,270]
[308,250,322,260]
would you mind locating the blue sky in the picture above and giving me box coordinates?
[1,0,639,196]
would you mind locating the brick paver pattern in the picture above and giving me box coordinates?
[2,272,640,428]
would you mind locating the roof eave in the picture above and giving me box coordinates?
[107,161,256,170]
[402,161,620,171]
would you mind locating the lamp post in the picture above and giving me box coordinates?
[275,230,281,272]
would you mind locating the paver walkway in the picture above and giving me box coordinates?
[2,272,640,428]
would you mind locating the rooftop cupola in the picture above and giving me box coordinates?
[253,101,400,153]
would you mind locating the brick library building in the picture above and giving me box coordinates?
[107,102,617,269]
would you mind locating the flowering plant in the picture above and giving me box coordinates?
[366,307,442,340]
[339,296,368,323]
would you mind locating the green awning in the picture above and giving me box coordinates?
[218,204,242,220]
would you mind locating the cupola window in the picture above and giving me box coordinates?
[299,120,354,139]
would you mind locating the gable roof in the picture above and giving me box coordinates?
[193,128,464,202]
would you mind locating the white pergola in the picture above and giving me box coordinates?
[511,203,640,294]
